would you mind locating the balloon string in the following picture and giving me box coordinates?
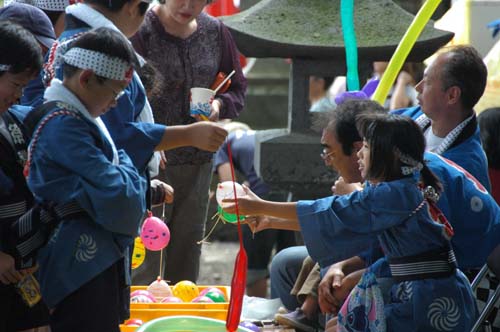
[226,141,244,250]
[197,215,222,245]
[159,203,165,280]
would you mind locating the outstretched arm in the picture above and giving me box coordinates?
[221,185,299,222]
[156,122,228,152]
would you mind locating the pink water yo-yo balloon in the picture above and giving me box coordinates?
[140,211,170,251]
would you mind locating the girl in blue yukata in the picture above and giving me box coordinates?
[25,27,147,332]
[222,113,477,332]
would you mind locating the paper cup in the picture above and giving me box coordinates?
[190,87,215,118]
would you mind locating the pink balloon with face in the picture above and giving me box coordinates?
[140,213,170,251]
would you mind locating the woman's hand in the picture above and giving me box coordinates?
[0,251,23,284]
[208,99,221,122]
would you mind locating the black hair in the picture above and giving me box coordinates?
[158,0,213,5]
[478,107,500,169]
[0,20,43,77]
[137,61,161,97]
[85,0,149,15]
[42,9,64,27]
[440,45,487,110]
[323,99,386,155]
[356,113,442,192]
[63,27,140,80]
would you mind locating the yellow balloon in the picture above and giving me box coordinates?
[371,0,442,105]
[131,237,146,269]
[172,280,200,302]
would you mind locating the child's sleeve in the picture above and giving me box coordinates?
[28,116,147,236]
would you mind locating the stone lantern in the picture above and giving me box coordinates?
[221,0,453,199]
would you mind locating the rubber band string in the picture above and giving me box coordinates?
[225,140,247,332]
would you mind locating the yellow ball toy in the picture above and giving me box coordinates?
[172,280,199,302]
[131,237,146,269]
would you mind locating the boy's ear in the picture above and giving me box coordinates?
[79,70,94,87]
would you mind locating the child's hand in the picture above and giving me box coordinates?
[0,251,23,284]
[325,316,338,332]
[188,122,227,152]
[332,177,362,195]
[221,185,262,216]
[151,179,174,205]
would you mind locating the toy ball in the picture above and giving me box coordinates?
[239,321,259,332]
[217,205,245,224]
[131,237,146,269]
[130,294,155,303]
[125,319,144,327]
[204,290,227,303]
[147,277,172,298]
[160,296,183,303]
[215,181,246,206]
[199,287,224,297]
[130,290,156,303]
[191,295,215,303]
[140,212,170,251]
[172,280,200,302]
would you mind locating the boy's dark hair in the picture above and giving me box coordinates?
[324,100,386,155]
[158,0,212,4]
[0,20,43,77]
[478,107,500,169]
[356,113,442,191]
[84,0,148,16]
[43,10,64,27]
[63,27,140,80]
[440,45,487,110]
[137,61,161,97]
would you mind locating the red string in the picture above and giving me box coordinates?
[225,140,247,332]
[226,140,244,249]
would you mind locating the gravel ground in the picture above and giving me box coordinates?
[198,240,240,286]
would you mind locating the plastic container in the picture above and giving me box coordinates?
[119,286,231,332]
[136,316,253,332]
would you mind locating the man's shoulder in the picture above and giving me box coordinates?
[390,106,423,119]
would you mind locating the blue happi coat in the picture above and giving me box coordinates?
[22,4,165,173]
[27,84,147,308]
[297,176,477,331]
[392,106,490,192]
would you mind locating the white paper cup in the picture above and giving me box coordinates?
[190,87,215,118]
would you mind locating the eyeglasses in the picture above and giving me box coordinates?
[320,148,334,161]
[102,81,126,101]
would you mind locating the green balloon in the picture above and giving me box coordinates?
[204,290,227,303]
[217,205,245,224]
[136,316,253,332]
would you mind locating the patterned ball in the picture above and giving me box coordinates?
[172,280,199,302]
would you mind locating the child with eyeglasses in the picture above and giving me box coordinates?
[24,27,148,332]
[0,20,49,332]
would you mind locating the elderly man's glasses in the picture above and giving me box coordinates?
[320,148,334,161]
